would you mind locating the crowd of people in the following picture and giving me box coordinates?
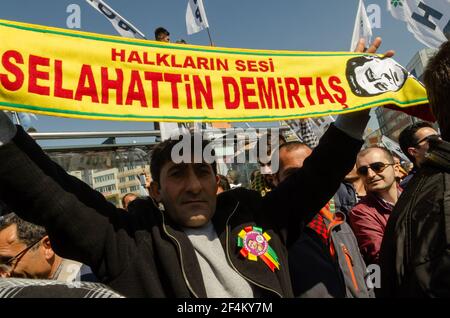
[0,32,448,298]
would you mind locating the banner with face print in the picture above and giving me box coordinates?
[0,19,429,123]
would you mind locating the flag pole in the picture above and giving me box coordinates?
[206,27,214,46]
[201,0,214,46]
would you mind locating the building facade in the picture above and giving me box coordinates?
[69,164,150,208]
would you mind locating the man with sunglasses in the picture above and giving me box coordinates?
[349,147,401,266]
[0,213,96,282]
[398,122,440,188]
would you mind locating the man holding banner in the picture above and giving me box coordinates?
[0,36,393,297]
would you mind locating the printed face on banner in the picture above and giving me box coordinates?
[346,56,408,96]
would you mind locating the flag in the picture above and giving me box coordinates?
[186,0,210,35]
[381,135,410,162]
[387,0,450,48]
[0,19,429,125]
[85,0,146,39]
[285,119,319,148]
[350,0,373,51]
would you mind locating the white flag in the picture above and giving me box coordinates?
[350,0,373,51]
[186,0,210,35]
[85,0,146,39]
[388,0,450,48]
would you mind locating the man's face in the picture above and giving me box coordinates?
[410,127,439,166]
[0,225,47,278]
[123,194,137,210]
[354,57,407,95]
[357,149,398,194]
[152,162,218,228]
[157,34,170,42]
[277,146,312,183]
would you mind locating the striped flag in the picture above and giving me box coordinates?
[186,0,210,35]
[85,0,146,39]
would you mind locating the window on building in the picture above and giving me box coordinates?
[95,184,117,193]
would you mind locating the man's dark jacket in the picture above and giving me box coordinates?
[379,137,450,297]
[0,125,362,297]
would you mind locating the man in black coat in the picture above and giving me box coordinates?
[379,40,450,297]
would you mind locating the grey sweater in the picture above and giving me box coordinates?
[184,222,255,298]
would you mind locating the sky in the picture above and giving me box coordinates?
[0,0,429,145]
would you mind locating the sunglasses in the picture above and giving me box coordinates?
[356,162,395,176]
[414,134,441,147]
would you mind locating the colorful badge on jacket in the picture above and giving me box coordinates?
[237,226,280,272]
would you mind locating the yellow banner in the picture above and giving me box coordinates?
[0,19,428,123]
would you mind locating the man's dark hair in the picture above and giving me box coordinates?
[154,27,169,40]
[217,174,230,192]
[271,141,311,171]
[357,146,394,164]
[424,40,450,141]
[150,134,217,184]
[346,56,408,97]
[0,213,46,248]
[399,121,434,164]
